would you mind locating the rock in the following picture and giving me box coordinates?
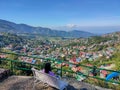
[0,68,10,80]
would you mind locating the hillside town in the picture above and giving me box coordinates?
[0,32,120,82]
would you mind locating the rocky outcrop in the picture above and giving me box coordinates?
[0,68,10,81]
[0,76,113,90]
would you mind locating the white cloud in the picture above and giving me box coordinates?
[66,24,78,28]
[50,24,120,34]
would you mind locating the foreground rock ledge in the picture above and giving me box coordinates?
[0,76,112,90]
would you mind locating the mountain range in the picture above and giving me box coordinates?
[0,19,95,38]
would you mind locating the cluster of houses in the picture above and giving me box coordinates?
[0,32,120,81]
[0,33,119,64]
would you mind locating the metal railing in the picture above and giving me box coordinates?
[0,51,120,85]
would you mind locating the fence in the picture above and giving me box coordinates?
[0,51,120,86]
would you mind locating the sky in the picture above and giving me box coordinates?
[0,0,120,33]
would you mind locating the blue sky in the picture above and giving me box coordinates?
[0,0,120,33]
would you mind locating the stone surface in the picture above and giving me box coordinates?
[0,68,10,80]
[0,76,112,90]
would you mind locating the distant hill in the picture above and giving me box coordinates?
[0,19,95,38]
